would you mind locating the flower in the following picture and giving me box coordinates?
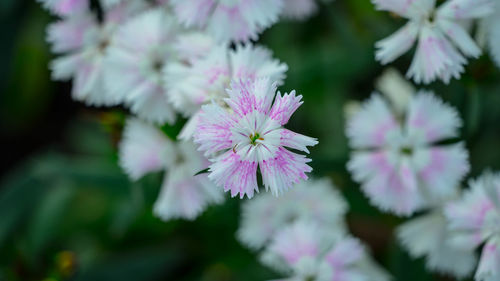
[373,0,495,84]
[165,43,288,139]
[445,171,500,281]
[47,2,145,106]
[104,9,180,124]
[397,208,477,278]
[169,0,284,42]
[261,220,390,281]
[238,178,347,249]
[346,90,469,215]
[280,0,318,20]
[194,78,318,199]
[119,118,224,221]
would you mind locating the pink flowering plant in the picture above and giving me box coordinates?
[4,0,500,280]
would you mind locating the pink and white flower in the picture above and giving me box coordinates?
[165,43,288,138]
[445,171,500,281]
[119,118,224,221]
[104,9,179,124]
[194,78,318,199]
[47,2,146,106]
[238,178,347,249]
[373,0,495,84]
[261,221,390,281]
[169,0,284,42]
[346,91,469,215]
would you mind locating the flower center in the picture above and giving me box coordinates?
[249,132,263,146]
[400,146,413,156]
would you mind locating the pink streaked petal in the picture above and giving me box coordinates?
[208,151,258,199]
[47,13,97,53]
[437,0,495,20]
[437,19,481,58]
[260,147,312,196]
[324,238,364,269]
[476,239,500,280]
[225,78,276,117]
[406,91,462,143]
[346,94,400,149]
[194,103,236,155]
[276,129,318,153]
[407,25,466,84]
[348,151,425,215]
[416,144,469,199]
[268,90,303,126]
[267,221,321,266]
[119,119,172,180]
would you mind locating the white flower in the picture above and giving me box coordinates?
[238,178,348,249]
[261,220,390,281]
[478,1,500,69]
[373,0,495,84]
[170,0,284,42]
[119,118,224,221]
[346,90,469,216]
[104,9,179,124]
[37,0,88,16]
[47,2,146,106]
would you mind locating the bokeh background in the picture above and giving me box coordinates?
[1,1,500,280]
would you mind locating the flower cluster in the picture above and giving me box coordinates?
[238,178,390,281]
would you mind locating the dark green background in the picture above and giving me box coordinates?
[1,1,499,280]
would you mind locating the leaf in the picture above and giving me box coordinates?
[194,168,210,176]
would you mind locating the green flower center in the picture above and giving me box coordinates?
[249,132,263,145]
[400,146,413,156]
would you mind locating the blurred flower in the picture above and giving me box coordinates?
[445,171,500,281]
[397,207,477,278]
[104,9,179,124]
[346,90,469,216]
[194,78,318,199]
[375,68,414,116]
[478,1,500,69]
[47,2,146,106]
[373,0,495,84]
[165,43,287,139]
[238,178,347,249]
[169,0,284,42]
[119,118,224,221]
[261,220,390,281]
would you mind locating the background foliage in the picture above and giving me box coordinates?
[1,1,499,280]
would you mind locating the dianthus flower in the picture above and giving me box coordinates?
[169,0,284,42]
[165,44,287,139]
[445,171,500,281]
[104,9,181,124]
[47,2,146,105]
[346,90,469,215]
[238,178,347,249]
[119,118,224,221]
[373,0,494,84]
[194,78,318,199]
[261,221,390,281]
